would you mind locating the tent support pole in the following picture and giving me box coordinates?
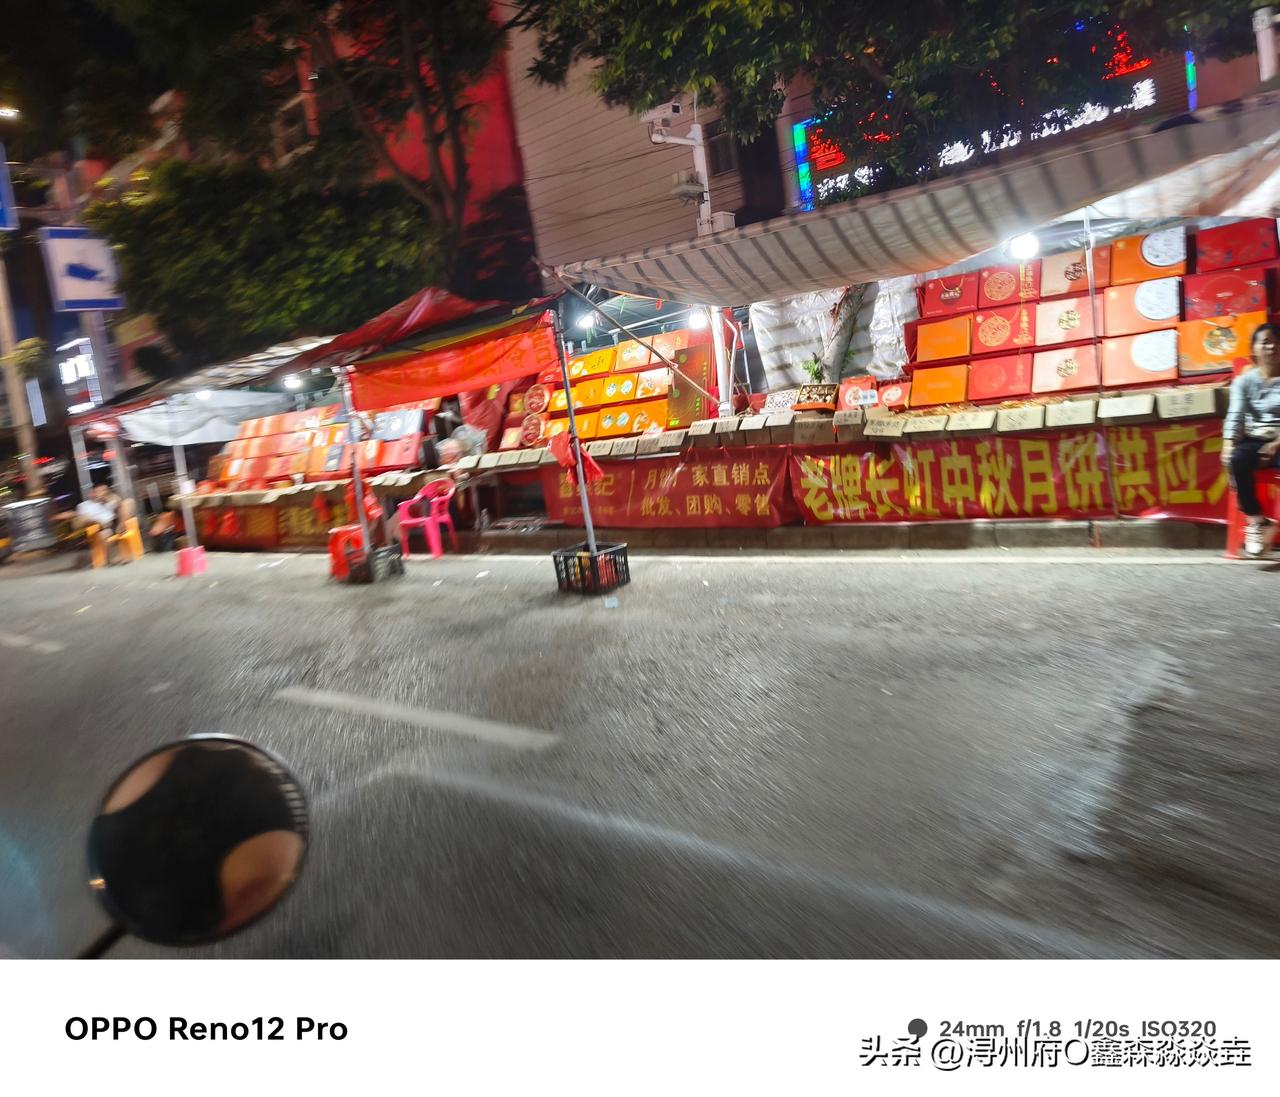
[339,367,373,554]
[1083,206,1122,520]
[709,306,731,415]
[540,267,718,404]
[172,443,199,550]
[552,312,598,555]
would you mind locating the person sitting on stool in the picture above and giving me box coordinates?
[1224,323,1280,558]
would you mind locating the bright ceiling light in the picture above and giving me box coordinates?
[0,107,20,119]
[576,312,595,331]
[195,390,212,400]
[283,374,303,390]
[1008,232,1040,260]
[688,308,709,330]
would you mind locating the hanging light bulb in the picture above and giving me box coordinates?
[688,308,709,330]
[1008,232,1040,260]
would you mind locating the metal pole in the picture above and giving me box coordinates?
[552,312,598,555]
[172,442,198,550]
[81,312,116,402]
[708,306,732,416]
[1082,208,1121,520]
[688,121,713,237]
[69,425,92,497]
[339,367,372,553]
[0,250,44,496]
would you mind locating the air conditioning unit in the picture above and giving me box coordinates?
[711,211,736,232]
[670,170,705,200]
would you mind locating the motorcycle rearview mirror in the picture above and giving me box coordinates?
[81,735,308,958]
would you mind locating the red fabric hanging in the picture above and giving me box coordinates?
[348,311,562,411]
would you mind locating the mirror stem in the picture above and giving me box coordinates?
[78,923,126,960]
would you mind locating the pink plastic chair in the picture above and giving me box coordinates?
[397,479,458,558]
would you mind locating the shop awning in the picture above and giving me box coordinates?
[557,92,1280,306]
[347,307,562,410]
[280,286,564,410]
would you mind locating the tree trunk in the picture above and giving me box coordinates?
[0,256,43,497]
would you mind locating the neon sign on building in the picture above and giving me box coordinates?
[791,49,1191,211]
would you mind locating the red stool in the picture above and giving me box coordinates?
[1225,469,1280,558]
[328,524,364,581]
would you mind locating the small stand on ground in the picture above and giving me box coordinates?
[549,308,630,595]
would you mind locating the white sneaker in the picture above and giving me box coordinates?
[1244,519,1272,558]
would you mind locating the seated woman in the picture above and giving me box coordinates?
[1224,323,1280,557]
[148,509,179,552]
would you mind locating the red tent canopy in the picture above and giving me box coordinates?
[289,287,564,411]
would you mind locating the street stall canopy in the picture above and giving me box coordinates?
[289,288,564,411]
[116,390,292,446]
[556,92,1280,307]
[68,335,332,432]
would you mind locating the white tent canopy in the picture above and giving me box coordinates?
[116,390,290,447]
[556,92,1280,307]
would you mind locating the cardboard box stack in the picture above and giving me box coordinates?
[505,327,713,450]
[901,218,1280,407]
[207,400,436,492]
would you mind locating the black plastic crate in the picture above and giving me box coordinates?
[552,541,630,595]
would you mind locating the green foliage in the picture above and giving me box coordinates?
[98,0,515,261]
[2,338,51,381]
[131,345,187,382]
[85,160,444,363]
[520,0,1257,192]
[801,355,823,383]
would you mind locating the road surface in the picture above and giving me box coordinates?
[1,547,1277,958]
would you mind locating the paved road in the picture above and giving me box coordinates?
[1,547,1277,958]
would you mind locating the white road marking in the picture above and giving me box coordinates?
[475,570,490,579]
[75,605,91,614]
[0,632,65,654]
[274,687,558,751]
[147,681,173,694]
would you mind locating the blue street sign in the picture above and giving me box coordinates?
[37,226,124,312]
[0,143,17,231]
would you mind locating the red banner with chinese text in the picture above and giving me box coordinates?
[790,420,1228,524]
[543,446,795,528]
[1107,419,1228,523]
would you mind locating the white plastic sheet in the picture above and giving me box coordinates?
[116,390,291,446]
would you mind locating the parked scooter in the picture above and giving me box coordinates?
[81,735,308,958]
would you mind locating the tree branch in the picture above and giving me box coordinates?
[425,27,470,247]
[302,11,443,221]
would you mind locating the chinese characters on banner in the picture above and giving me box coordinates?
[1105,420,1228,522]
[542,446,796,528]
[198,501,354,549]
[790,420,1227,524]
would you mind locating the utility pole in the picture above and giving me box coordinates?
[1256,7,1278,83]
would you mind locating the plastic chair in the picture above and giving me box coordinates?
[396,479,457,558]
[105,518,144,564]
[1225,469,1280,559]
[84,524,108,569]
